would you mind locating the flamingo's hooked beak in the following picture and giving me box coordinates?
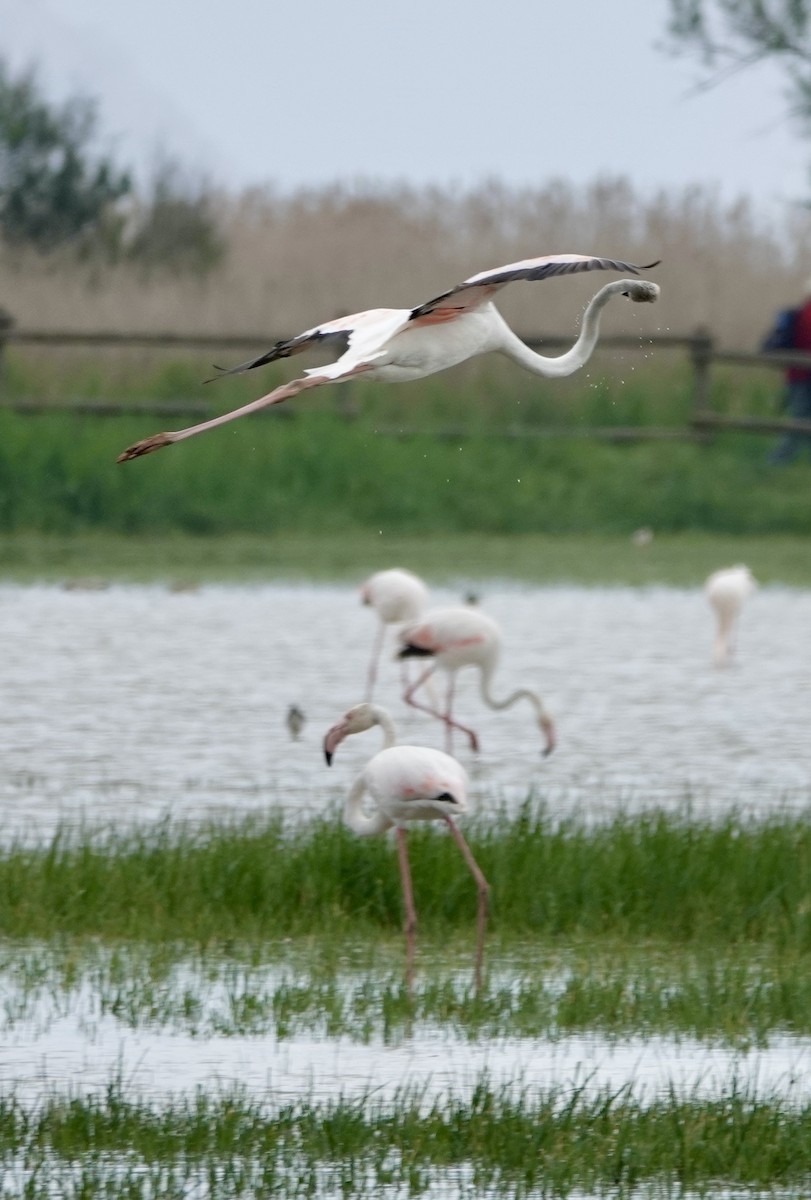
[323,719,349,766]
[540,714,556,757]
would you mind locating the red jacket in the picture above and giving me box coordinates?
[789,299,811,382]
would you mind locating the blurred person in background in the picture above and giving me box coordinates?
[762,279,811,465]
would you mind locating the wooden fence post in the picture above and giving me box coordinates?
[0,307,13,390]
[689,324,714,432]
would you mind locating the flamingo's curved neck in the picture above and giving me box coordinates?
[478,664,555,752]
[494,279,629,379]
[478,665,543,719]
[344,777,393,837]
[369,705,398,749]
[343,705,398,838]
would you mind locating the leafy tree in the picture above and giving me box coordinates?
[0,59,131,252]
[664,2,811,129]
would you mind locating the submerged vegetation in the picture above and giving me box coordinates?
[2,1078,811,1197]
[2,937,811,1046]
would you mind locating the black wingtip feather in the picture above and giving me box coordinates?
[398,644,436,660]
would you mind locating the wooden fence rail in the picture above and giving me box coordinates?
[1,306,811,439]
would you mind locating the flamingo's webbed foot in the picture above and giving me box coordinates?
[117,433,174,462]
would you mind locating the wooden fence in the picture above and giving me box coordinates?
[2,306,811,441]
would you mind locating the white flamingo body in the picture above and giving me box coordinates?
[397,605,555,755]
[324,702,488,989]
[343,306,506,382]
[361,568,430,700]
[117,253,659,461]
[346,744,469,832]
[705,564,757,667]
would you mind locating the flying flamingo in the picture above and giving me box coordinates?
[116,253,659,462]
[323,701,489,991]
[705,565,757,667]
[397,605,556,755]
[361,568,429,700]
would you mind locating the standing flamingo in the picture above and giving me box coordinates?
[361,568,429,700]
[116,253,659,461]
[397,606,555,755]
[324,702,489,991]
[705,565,757,667]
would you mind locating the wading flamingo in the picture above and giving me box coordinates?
[397,606,555,755]
[361,568,429,700]
[117,253,659,462]
[705,565,757,667]
[323,702,489,991]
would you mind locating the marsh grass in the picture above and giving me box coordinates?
[2,808,811,949]
[2,1078,811,1195]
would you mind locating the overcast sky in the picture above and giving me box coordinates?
[1,0,805,214]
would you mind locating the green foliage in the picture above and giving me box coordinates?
[0,402,810,538]
[0,59,130,251]
[0,61,221,268]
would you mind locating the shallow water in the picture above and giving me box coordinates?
[2,580,809,841]
[4,579,809,1194]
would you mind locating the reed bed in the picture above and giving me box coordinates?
[4,176,811,349]
[1,1079,810,1196]
[2,808,810,948]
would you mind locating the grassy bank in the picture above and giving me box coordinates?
[3,1081,810,1196]
[3,809,811,947]
[0,528,810,586]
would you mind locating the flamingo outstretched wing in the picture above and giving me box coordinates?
[409,253,660,324]
[204,314,363,382]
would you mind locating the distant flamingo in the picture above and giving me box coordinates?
[360,568,429,700]
[397,606,556,755]
[705,565,757,667]
[116,253,659,461]
[324,702,489,990]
